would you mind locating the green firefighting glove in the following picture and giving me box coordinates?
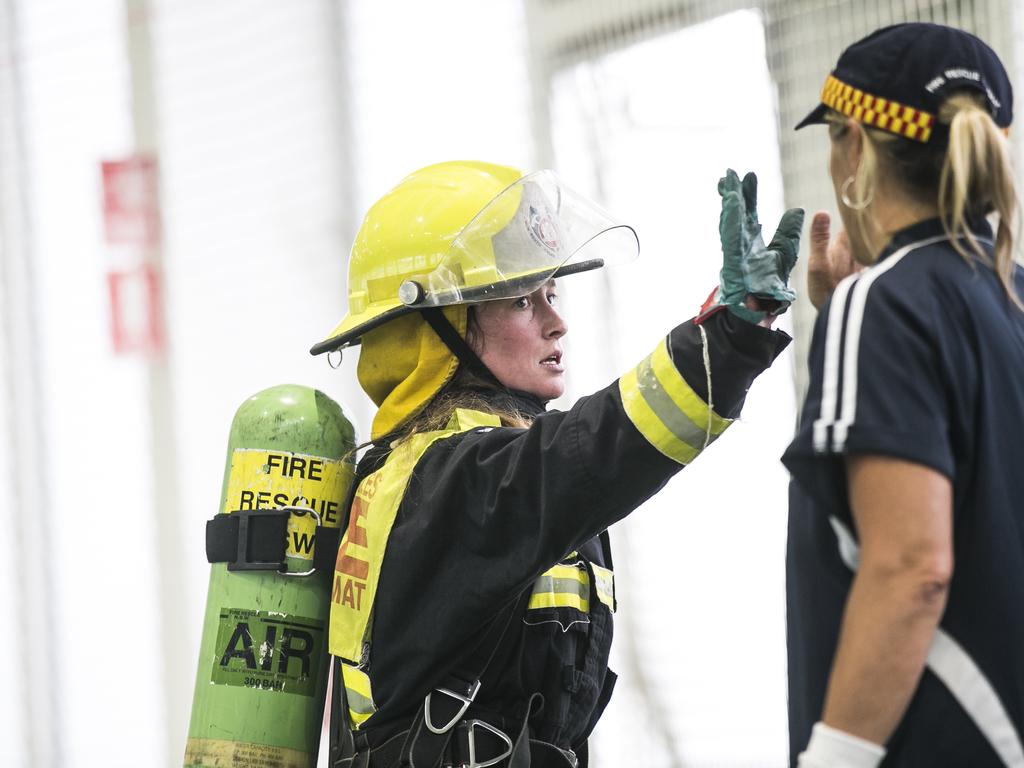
[709,169,804,325]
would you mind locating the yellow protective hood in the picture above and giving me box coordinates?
[357,306,467,441]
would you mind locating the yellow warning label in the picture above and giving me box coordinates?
[223,449,353,560]
[184,737,313,768]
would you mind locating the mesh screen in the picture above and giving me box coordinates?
[525,2,1018,766]
[529,0,1019,401]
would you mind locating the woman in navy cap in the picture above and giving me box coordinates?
[785,23,1024,768]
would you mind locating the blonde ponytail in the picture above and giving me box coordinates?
[938,92,1022,309]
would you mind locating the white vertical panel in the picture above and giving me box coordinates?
[0,0,44,763]
[11,0,164,764]
[348,0,535,210]
[153,0,362,759]
[3,0,363,765]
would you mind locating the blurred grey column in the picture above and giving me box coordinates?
[327,0,360,378]
[0,1,62,766]
[763,0,1020,406]
[122,1,188,763]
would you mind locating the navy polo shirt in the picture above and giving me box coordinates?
[784,217,1024,767]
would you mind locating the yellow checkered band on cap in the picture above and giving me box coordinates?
[821,74,935,143]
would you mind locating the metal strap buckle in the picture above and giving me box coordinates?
[424,679,481,734]
[280,506,321,578]
[459,719,513,768]
[226,505,321,576]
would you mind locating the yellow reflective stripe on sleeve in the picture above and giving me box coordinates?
[618,338,732,465]
[340,664,376,729]
[649,340,731,436]
[528,592,590,611]
[544,563,581,580]
[591,563,615,613]
[528,564,590,612]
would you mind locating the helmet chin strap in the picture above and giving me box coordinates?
[420,307,504,388]
[420,307,546,415]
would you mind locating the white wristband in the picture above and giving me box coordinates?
[797,722,886,768]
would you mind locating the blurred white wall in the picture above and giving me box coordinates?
[1,2,159,765]
[2,1,363,764]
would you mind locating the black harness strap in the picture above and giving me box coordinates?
[205,508,290,571]
[314,526,343,571]
[359,694,548,768]
[420,307,503,387]
[599,529,613,571]
[397,589,530,767]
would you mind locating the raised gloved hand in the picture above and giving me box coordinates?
[699,169,804,325]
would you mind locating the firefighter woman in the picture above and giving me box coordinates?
[313,160,802,768]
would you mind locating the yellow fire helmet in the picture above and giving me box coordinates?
[311,160,638,440]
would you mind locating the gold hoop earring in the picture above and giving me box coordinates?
[841,175,873,211]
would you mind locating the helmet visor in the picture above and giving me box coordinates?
[405,170,638,306]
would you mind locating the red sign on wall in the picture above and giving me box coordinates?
[101,155,160,247]
[107,263,165,356]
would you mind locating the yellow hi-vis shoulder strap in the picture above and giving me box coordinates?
[329,409,501,666]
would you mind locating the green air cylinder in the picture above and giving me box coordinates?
[184,384,356,768]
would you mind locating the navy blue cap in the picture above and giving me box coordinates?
[796,23,1012,142]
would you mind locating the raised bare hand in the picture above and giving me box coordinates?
[807,211,862,310]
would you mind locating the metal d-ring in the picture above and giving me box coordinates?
[464,719,513,768]
[423,679,481,734]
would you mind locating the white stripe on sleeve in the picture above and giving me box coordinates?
[813,273,859,453]
[814,234,961,453]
